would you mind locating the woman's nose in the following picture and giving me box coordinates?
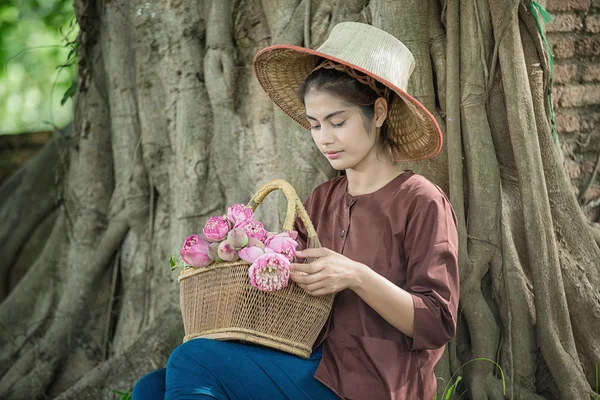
[316,126,335,146]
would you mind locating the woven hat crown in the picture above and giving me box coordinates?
[314,22,416,92]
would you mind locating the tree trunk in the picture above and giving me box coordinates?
[1,0,598,399]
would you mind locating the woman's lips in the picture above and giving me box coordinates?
[325,151,342,159]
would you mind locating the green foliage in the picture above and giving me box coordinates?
[444,376,462,400]
[433,358,506,400]
[434,375,463,400]
[0,0,78,134]
[111,389,132,400]
[170,255,188,271]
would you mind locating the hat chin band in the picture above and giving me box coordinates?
[311,59,393,102]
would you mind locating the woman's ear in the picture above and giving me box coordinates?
[374,97,388,128]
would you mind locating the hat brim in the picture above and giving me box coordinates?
[253,44,443,162]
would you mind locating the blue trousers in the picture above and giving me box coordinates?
[132,338,338,400]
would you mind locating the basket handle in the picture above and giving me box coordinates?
[247,179,317,240]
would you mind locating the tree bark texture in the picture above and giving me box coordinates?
[0,0,598,399]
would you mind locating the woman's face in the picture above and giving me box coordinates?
[304,89,385,171]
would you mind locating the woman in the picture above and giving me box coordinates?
[133,22,459,400]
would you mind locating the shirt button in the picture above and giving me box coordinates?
[340,230,346,238]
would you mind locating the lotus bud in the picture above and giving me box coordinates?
[226,228,249,250]
[207,242,222,262]
[218,240,239,262]
[247,237,265,249]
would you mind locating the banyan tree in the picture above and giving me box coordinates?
[1,0,599,398]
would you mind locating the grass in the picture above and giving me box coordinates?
[111,389,132,400]
[433,358,506,400]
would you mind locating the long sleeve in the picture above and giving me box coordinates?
[402,195,460,350]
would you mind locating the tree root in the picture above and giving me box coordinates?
[0,135,68,302]
[56,310,183,400]
[487,1,593,397]
[0,211,65,375]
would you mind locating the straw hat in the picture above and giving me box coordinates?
[253,22,443,162]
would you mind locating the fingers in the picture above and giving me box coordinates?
[290,269,328,294]
[295,282,329,295]
[290,271,325,285]
[296,282,325,292]
[307,288,332,296]
[296,283,333,297]
[295,247,331,259]
[291,271,336,296]
[290,261,324,275]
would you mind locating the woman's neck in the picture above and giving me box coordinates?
[345,160,404,196]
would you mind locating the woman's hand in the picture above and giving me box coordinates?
[290,247,364,296]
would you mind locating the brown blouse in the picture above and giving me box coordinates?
[295,170,460,400]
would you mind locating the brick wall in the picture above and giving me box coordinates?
[547,0,600,221]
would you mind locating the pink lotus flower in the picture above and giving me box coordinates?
[239,246,265,263]
[265,231,298,261]
[203,216,231,242]
[218,240,240,262]
[234,219,267,242]
[248,248,291,291]
[180,234,212,267]
[226,204,254,224]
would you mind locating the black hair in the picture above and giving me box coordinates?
[296,60,398,159]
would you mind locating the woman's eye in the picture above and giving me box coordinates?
[309,121,344,130]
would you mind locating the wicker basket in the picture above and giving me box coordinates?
[178,179,334,358]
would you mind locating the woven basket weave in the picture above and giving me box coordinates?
[178,179,334,358]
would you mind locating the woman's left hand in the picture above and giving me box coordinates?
[290,247,364,296]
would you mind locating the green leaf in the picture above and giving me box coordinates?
[441,358,505,399]
[60,81,77,105]
[0,5,20,24]
[111,389,132,400]
[445,375,462,399]
[170,256,177,270]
